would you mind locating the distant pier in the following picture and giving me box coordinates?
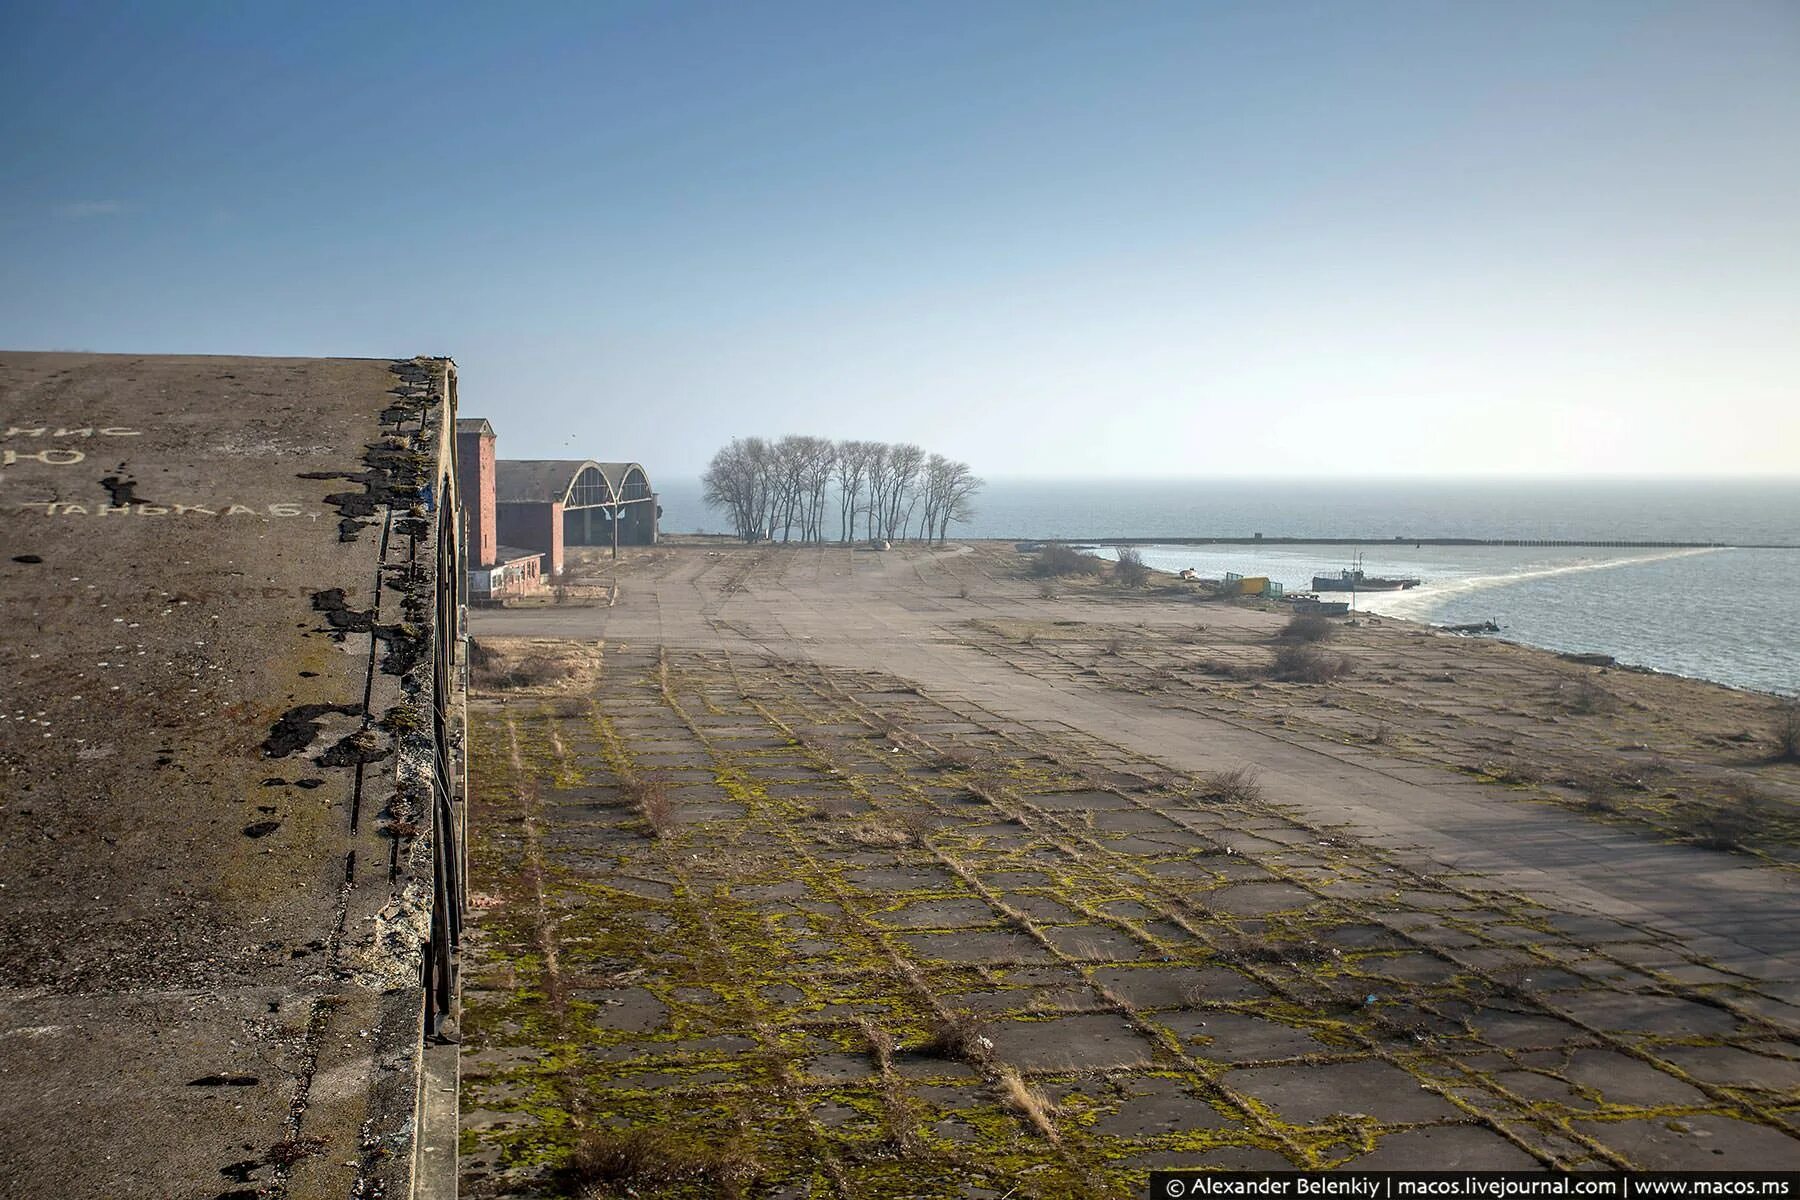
[1036,536,1800,550]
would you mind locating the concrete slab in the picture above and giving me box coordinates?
[1090,1075,1232,1137]
[1091,965,1268,1008]
[1228,1059,1462,1124]
[986,1014,1156,1071]
[1155,1010,1329,1062]
[1346,1125,1541,1169]
[1572,1113,1800,1169]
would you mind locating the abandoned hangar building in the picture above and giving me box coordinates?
[0,351,468,1198]
[454,416,658,590]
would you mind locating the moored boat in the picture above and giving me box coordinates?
[1310,568,1421,591]
[1311,553,1421,592]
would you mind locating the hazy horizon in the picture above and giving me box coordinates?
[676,469,1800,483]
[4,2,1795,479]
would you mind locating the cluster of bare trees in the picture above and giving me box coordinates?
[703,436,982,545]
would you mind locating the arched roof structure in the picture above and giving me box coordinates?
[596,462,653,502]
[494,460,654,509]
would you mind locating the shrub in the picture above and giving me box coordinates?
[1112,547,1150,588]
[1202,765,1264,805]
[1772,702,1800,764]
[1685,787,1770,853]
[1277,614,1334,643]
[1269,645,1352,683]
[919,1012,993,1062]
[1030,544,1104,578]
[1572,775,1618,814]
[1558,677,1615,714]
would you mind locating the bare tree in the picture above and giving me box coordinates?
[863,442,889,542]
[705,435,977,546]
[746,436,776,539]
[924,456,982,545]
[833,440,873,543]
[880,443,925,541]
[701,438,764,541]
[799,436,836,543]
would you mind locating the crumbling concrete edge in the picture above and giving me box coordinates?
[286,356,462,1200]
[414,1019,461,1199]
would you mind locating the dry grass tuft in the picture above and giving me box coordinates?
[919,1012,993,1063]
[472,645,577,690]
[622,773,673,839]
[1201,932,1337,972]
[856,1017,896,1070]
[1477,758,1540,786]
[847,822,910,847]
[565,1126,759,1198]
[994,1066,1060,1141]
[834,810,932,848]
[933,745,986,771]
[1202,765,1264,805]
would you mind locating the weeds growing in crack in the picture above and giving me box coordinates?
[919,1011,994,1063]
[622,772,673,838]
[1202,765,1264,805]
[994,1065,1060,1141]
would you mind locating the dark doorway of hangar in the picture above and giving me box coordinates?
[562,463,658,553]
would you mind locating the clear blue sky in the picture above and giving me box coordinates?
[3,1,1795,477]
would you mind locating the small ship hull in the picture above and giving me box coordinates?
[1311,573,1420,592]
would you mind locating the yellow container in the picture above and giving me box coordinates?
[1237,576,1269,595]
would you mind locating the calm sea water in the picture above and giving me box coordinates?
[657,478,1799,695]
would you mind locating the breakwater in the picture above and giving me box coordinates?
[1047,536,1798,549]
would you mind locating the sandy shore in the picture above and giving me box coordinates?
[459,541,1800,1193]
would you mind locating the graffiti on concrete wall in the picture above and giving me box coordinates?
[16,501,322,518]
[1,426,142,466]
[4,425,336,519]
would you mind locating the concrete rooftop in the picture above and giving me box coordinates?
[0,352,459,1198]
